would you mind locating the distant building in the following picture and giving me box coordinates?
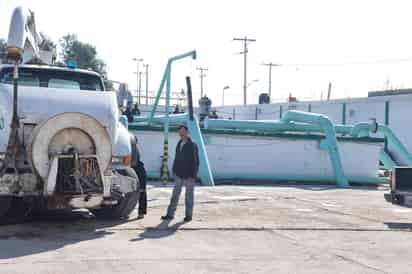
[368,88,412,97]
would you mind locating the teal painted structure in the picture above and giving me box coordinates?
[136,50,218,186]
[131,113,215,186]
[204,110,412,186]
[205,110,349,187]
[128,52,411,187]
[148,50,197,124]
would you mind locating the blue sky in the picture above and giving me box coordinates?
[2,0,412,106]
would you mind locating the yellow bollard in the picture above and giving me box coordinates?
[161,139,169,185]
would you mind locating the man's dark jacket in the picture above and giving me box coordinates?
[173,138,199,179]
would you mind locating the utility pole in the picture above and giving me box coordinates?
[138,71,143,104]
[132,58,143,103]
[233,36,256,105]
[327,82,332,101]
[262,62,280,99]
[196,67,208,98]
[144,64,149,105]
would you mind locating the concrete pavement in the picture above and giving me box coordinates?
[0,182,411,273]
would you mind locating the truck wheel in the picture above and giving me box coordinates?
[92,168,139,220]
[0,197,31,225]
[0,197,12,219]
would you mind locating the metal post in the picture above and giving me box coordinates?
[5,61,21,171]
[161,66,171,185]
[186,76,215,186]
[186,77,194,120]
[327,82,332,101]
[243,39,247,105]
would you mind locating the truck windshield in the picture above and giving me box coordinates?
[0,67,104,91]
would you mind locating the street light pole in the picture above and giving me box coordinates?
[222,86,230,106]
[132,57,143,103]
[262,62,280,99]
[196,67,208,98]
[233,36,256,105]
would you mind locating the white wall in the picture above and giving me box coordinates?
[134,130,382,180]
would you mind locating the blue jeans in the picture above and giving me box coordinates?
[166,177,195,218]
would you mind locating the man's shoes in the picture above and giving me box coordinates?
[184,216,192,222]
[137,214,144,220]
[161,215,174,220]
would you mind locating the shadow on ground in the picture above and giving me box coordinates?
[130,219,185,242]
[0,210,135,260]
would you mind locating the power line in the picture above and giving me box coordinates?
[278,57,412,67]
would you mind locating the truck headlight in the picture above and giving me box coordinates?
[112,155,132,166]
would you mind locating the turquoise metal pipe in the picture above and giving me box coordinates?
[187,118,214,186]
[149,65,169,122]
[205,118,321,132]
[205,118,355,135]
[167,50,197,64]
[349,122,412,166]
[350,122,372,137]
[281,110,349,187]
[132,113,189,125]
[148,50,196,123]
[380,149,396,169]
[378,125,412,165]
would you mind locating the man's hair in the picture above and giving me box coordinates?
[178,125,188,131]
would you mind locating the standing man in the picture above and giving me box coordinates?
[162,125,199,222]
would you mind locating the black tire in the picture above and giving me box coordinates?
[0,197,32,225]
[92,167,140,220]
[0,196,12,219]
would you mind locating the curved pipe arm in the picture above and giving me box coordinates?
[378,125,412,165]
[281,110,348,187]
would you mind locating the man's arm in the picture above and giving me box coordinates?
[172,140,181,174]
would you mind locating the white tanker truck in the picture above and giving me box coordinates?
[0,7,140,223]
